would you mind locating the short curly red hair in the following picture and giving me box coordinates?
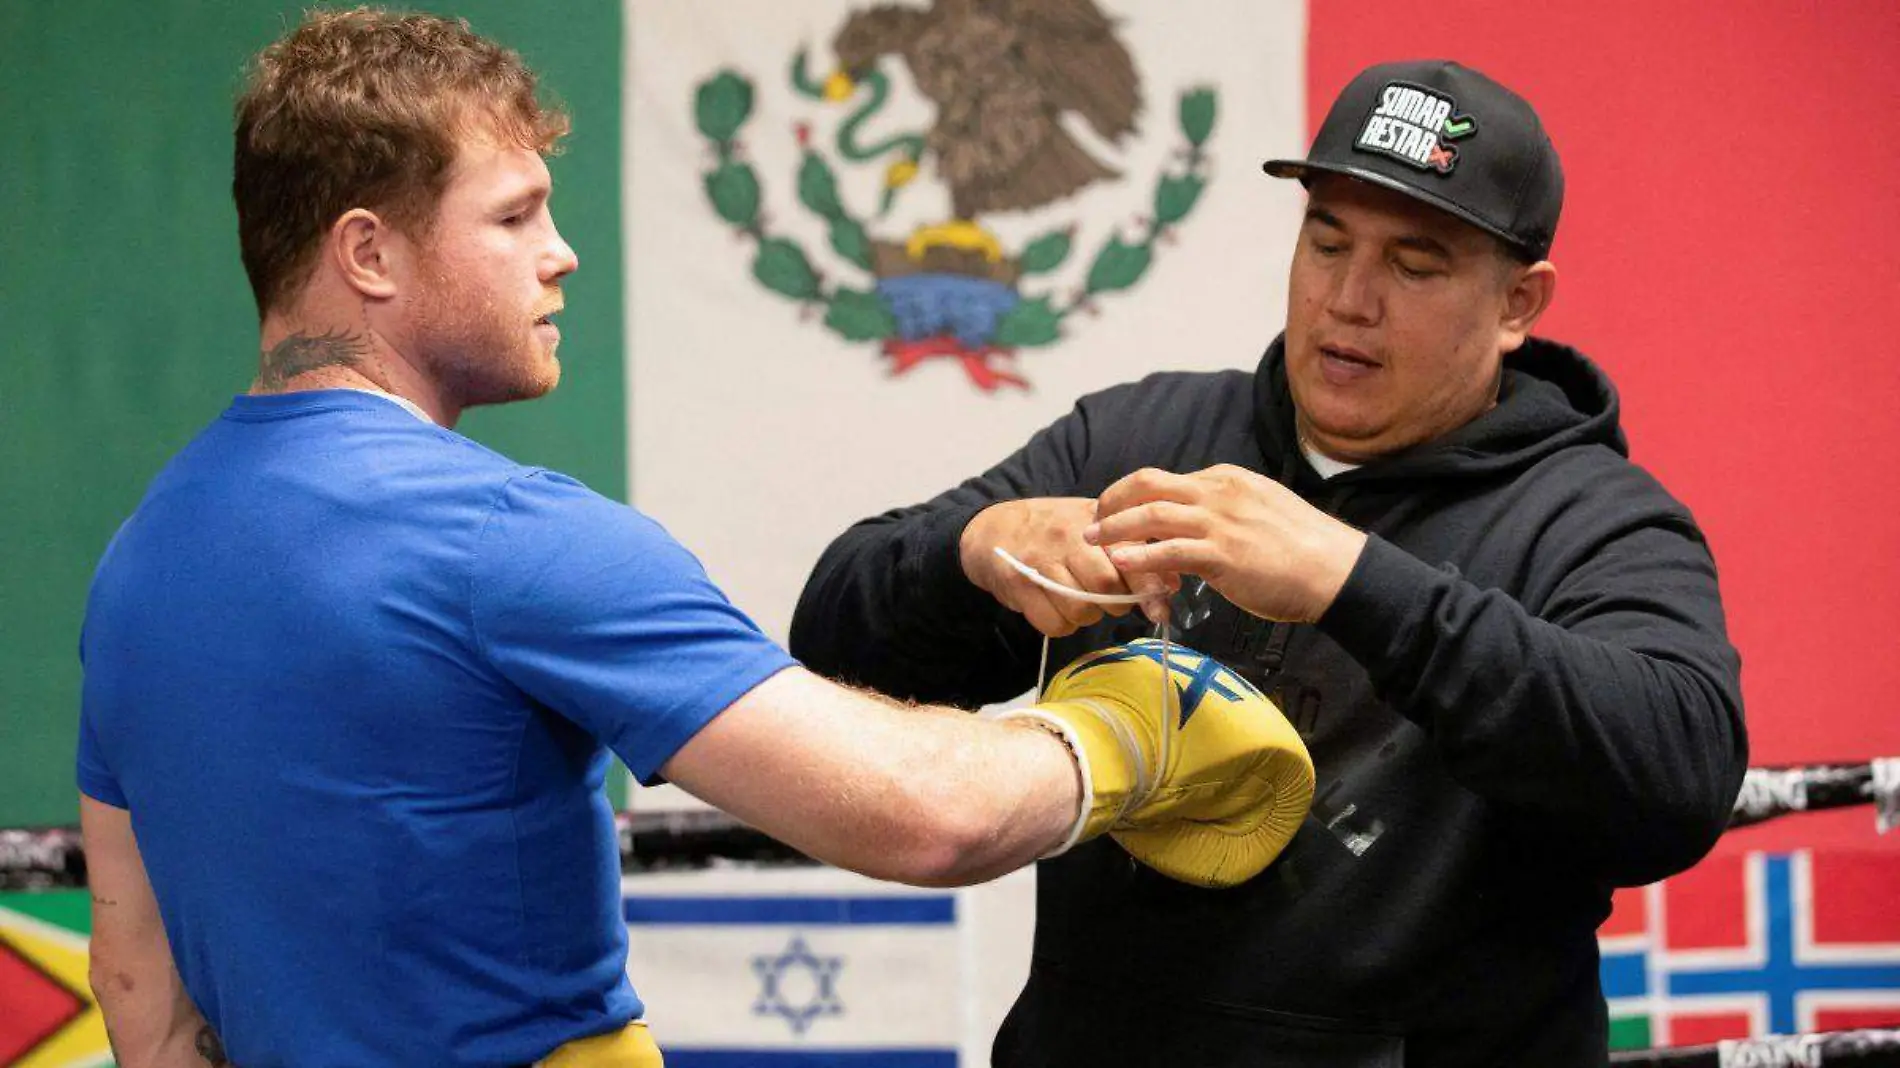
[233,8,570,317]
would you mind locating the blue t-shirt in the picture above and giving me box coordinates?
[77,391,795,1067]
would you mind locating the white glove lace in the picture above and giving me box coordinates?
[995,546,1175,811]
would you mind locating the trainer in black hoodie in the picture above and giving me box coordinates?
[796,59,1747,1067]
[790,335,1746,1065]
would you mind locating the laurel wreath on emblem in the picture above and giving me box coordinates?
[690,19,1216,393]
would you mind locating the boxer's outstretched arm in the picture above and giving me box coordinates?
[80,796,228,1067]
[660,666,1080,888]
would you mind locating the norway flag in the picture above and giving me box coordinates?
[1599,850,1900,1049]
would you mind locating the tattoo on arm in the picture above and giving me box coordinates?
[255,329,369,389]
[195,1024,231,1066]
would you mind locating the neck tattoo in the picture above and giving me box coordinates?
[255,329,370,391]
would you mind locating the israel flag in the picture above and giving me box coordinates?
[625,865,1037,1065]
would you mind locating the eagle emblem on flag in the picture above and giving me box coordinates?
[690,0,1216,391]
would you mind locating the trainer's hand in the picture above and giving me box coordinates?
[1085,465,1368,624]
[960,497,1172,637]
[1004,638,1314,888]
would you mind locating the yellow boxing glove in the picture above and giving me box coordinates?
[1003,638,1314,889]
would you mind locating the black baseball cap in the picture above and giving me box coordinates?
[1265,60,1563,261]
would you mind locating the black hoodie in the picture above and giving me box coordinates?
[791,336,1747,1066]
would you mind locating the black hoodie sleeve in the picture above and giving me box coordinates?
[1317,489,1748,887]
[789,399,1100,708]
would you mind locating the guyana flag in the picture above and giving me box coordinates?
[0,893,107,1068]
